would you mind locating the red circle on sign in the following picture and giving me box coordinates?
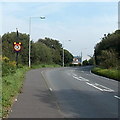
[14,44,21,52]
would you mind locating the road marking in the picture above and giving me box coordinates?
[78,76,82,79]
[73,76,81,81]
[49,88,53,91]
[114,95,120,100]
[86,82,114,92]
[73,73,77,76]
[86,82,103,91]
[94,83,114,92]
[73,76,89,82]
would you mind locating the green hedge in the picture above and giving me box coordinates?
[91,67,120,81]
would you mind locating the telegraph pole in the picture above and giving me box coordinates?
[13,28,22,67]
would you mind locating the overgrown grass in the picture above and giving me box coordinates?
[2,66,29,117]
[91,67,120,81]
[31,64,61,69]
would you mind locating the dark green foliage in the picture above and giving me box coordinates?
[82,59,89,66]
[2,62,16,76]
[38,37,63,65]
[38,37,62,50]
[37,37,73,65]
[31,42,53,64]
[2,32,73,66]
[94,30,120,69]
[97,49,119,69]
[88,57,94,65]
[64,49,73,65]
[2,32,29,65]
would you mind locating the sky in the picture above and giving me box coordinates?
[0,0,119,60]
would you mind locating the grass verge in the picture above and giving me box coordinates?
[91,67,120,81]
[31,64,61,69]
[2,66,29,117]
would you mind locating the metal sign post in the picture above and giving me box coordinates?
[13,42,22,67]
[13,29,22,67]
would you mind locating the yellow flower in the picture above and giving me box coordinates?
[9,61,16,67]
[2,56,9,62]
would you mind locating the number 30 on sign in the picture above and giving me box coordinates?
[13,42,22,52]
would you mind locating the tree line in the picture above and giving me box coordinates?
[94,30,120,69]
[2,32,73,66]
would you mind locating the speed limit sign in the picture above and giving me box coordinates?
[13,42,22,52]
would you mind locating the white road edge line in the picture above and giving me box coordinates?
[49,88,53,91]
[114,95,120,100]
[86,82,103,91]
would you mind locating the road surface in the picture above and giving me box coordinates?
[43,66,119,118]
[8,66,119,118]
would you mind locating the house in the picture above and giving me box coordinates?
[72,56,81,65]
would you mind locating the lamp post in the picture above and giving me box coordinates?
[62,40,71,67]
[29,16,45,68]
[63,44,64,67]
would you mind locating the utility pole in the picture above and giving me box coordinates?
[63,45,64,67]
[29,16,45,68]
[118,1,120,29]
[62,40,71,67]
[81,51,82,65]
[29,17,31,68]
[13,28,22,67]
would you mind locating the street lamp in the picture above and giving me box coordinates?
[29,16,45,68]
[62,40,71,67]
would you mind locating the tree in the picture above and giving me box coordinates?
[64,49,73,65]
[88,57,94,65]
[94,30,120,68]
[38,37,62,50]
[31,42,52,64]
[38,37,73,65]
[98,49,119,69]
[82,59,89,66]
[2,32,29,65]
[2,32,74,66]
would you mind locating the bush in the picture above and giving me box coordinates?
[98,49,119,69]
[2,57,17,76]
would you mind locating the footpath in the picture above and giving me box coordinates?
[8,68,63,118]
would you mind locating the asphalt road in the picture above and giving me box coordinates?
[8,66,119,118]
[43,66,119,118]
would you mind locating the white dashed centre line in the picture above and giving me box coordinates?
[71,73,114,92]
[114,95,120,100]
[49,88,53,91]
[72,75,89,82]
[86,82,114,92]
[86,82,103,91]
